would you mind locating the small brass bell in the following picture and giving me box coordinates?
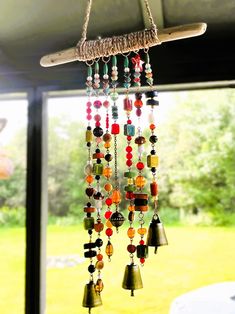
[82,281,102,313]
[146,215,168,254]
[122,263,143,296]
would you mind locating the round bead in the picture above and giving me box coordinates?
[127,135,132,141]
[103,167,112,178]
[94,222,104,233]
[97,253,103,261]
[140,258,145,264]
[104,183,113,192]
[103,100,110,108]
[150,123,156,130]
[126,192,134,200]
[86,175,93,184]
[105,153,112,162]
[126,152,133,159]
[93,100,102,109]
[139,239,145,245]
[127,227,135,239]
[128,205,135,211]
[137,227,147,235]
[95,260,104,270]
[93,127,103,137]
[106,228,113,237]
[104,142,111,149]
[149,135,158,144]
[95,238,103,247]
[111,189,121,204]
[86,108,92,114]
[86,115,92,120]
[136,162,144,170]
[88,264,96,273]
[110,211,125,227]
[94,114,101,121]
[104,210,112,219]
[135,175,146,188]
[134,99,143,108]
[126,146,132,153]
[110,92,119,101]
[105,198,112,206]
[127,244,136,253]
[136,108,142,117]
[103,133,112,142]
[135,136,146,145]
[126,159,132,167]
[86,101,92,107]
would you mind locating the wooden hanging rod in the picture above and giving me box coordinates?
[40,23,207,67]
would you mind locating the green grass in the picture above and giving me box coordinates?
[0,226,235,314]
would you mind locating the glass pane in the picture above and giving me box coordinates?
[0,98,27,313]
[46,90,235,314]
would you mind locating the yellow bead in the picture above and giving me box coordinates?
[127,178,134,185]
[128,205,135,212]
[104,142,111,149]
[137,227,147,236]
[105,242,113,257]
[95,260,104,270]
[127,227,135,239]
[103,167,112,178]
[135,175,146,188]
[147,155,159,168]
[85,130,93,142]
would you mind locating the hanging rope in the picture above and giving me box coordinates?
[75,0,161,61]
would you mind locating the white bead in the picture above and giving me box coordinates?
[94,73,99,79]
[87,76,92,81]
[138,145,145,154]
[103,74,109,79]
[112,66,117,71]
[135,67,140,72]
[95,200,103,209]
[124,67,130,72]
[148,112,155,124]
[145,63,150,68]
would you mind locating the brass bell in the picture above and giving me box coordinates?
[122,263,143,296]
[82,281,102,313]
[146,215,168,254]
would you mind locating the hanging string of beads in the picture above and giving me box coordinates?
[102,60,114,261]
[132,53,149,266]
[83,64,102,313]
[109,55,125,232]
[92,60,106,295]
[144,52,168,254]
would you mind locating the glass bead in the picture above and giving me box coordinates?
[135,136,146,145]
[127,227,135,239]
[124,184,135,192]
[112,189,121,204]
[150,181,158,196]
[103,100,110,108]
[140,258,145,264]
[124,124,135,136]
[104,183,113,192]
[148,112,155,124]
[137,227,147,235]
[103,133,112,142]
[126,146,132,153]
[135,175,146,188]
[145,90,158,99]
[124,171,135,178]
[93,126,103,137]
[84,163,93,175]
[127,178,134,185]
[83,217,94,230]
[150,123,156,130]
[137,245,148,258]
[94,114,101,121]
[86,115,92,120]
[147,99,159,106]
[110,211,125,227]
[126,159,132,167]
[95,199,102,209]
[104,142,111,149]
[103,167,112,178]
[94,222,104,232]
[105,153,112,162]
[126,152,133,160]
[85,130,93,142]
[95,279,104,293]
[88,264,96,273]
[134,99,143,108]
[128,211,135,222]
[86,175,93,184]
[147,155,159,168]
[106,219,113,228]
[97,253,103,261]
[111,123,120,134]
[106,228,113,237]
[127,135,132,141]
[139,240,145,245]
[110,92,119,101]
[93,100,102,109]
[95,260,104,270]
[93,163,103,175]
[136,161,144,170]
[104,210,112,219]
[105,198,112,206]
[138,145,144,155]
[127,244,136,253]
[105,241,113,257]
[136,108,142,117]
[128,205,135,211]
[123,98,133,111]
[95,238,103,247]
[135,92,142,100]
[86,108,92,114]
[149,135,158,144]
[85,187,94,197]
[126,192,134,200]
[95,121,101,127]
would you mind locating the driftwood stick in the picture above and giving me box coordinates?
[40,23,207,67]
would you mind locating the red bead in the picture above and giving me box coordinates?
[95,121,101,127]
[86,101,92,107]
[127,136,132,141]
[134,99,143,108]
[105,211,112,219]
[111,123,120,135]
[105,198,112,206]
[103,100,110,108]
[126,160,132,167]
[150,123,156,130]
[140,257,145,264]
[126,146,132,153]
[94,114,101,121]
[136,161,144,170]
[126,191,134,200]
[136,108,142,117]
[127,244,136,253]
[94,100,102,109]
[127,119,132,124]
[86,108,92,114]
[106,228,113,237]
[139,240,145,245]
[126,153,133,160]
[87,115,92,120]
[123,98,133,111]
[97,253,103,261]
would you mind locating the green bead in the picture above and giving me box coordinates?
[93,163,103,175]
[110,92,119,101]
[103,63,108,75]
[124,171,135,178]
[87,66,92,76]
[112,55,117,66]
[145,53,150,64]
[95,62,99,73]
[124,56,129,68]
[84,217,95,230]
[124,185,136,192]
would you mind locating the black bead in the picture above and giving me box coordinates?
[88,230,93,235]
[105,153,112,162]
[95,148,100,153]
[95,175,100,180]
[149,135,158,144]
[135,92,142,100]
[88,264,96,273]
[150,149,156,155]
[95,238,103,247]
[87,126,92,130]
[93,126,103,137]
[96,158,101,164]
[87,202,91,207]
[86,213,91,218]
[96,192,101,198]
[145,90,158,98]
[151,167,156,173]
[87,142,91,147]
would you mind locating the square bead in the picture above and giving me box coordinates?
[124,124,135,136]
[147,155,159,168]
[111,123,120,134]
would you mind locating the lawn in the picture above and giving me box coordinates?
[0,226,235,314]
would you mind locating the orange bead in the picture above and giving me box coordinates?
[96,260,104,270]
[137,227,147,236]
[150,124,156,130]
[104,182,113,192]
[134,99,143,108]
[128,205,135,212]
[135,175,146,188]
[104,142,111,149]
[106,220,113,228]
[94,222,104,232]
[105,242,113,257]
[86,175,93,184]
[112,189,121,204]
[127,227,135,239]
[103,167,112,179]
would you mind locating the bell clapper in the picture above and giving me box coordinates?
[131,289,134,297]
[154,246,158,254]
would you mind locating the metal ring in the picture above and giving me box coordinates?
[102,56,111,63]
[85,59,95,66]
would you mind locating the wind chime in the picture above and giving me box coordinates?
[40,0,207,312]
